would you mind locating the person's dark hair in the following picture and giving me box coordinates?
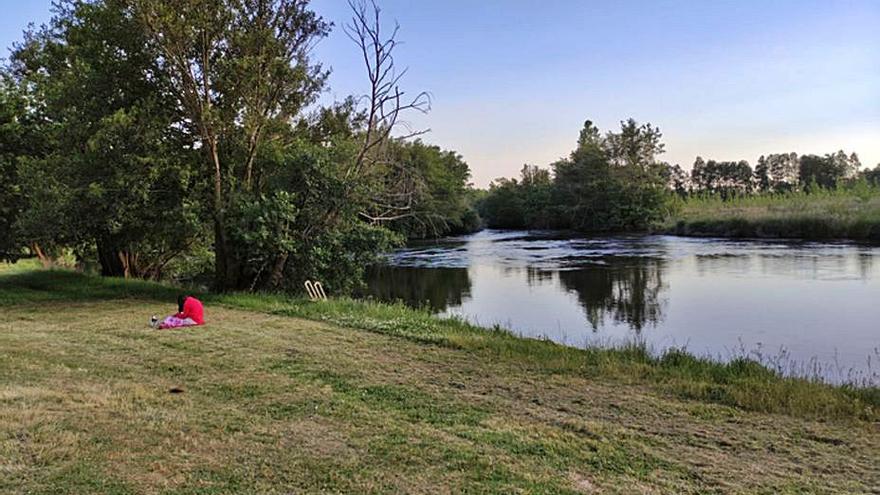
[178,294,187,313]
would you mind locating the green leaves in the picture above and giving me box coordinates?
[480,118,671,232]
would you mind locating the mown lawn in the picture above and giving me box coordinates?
[1,267,878,493]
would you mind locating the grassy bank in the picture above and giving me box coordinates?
[2,265,879,492]
[663,188,880,241]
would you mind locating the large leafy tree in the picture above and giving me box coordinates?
[3,0,474,292]
[132,0,331,288]
[0,77,37,260]
[554,119,668,231]
[8,0,200,277]
[479,118,671,232]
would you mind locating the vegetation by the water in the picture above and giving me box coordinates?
[3,0,877,299]
[477,119,670,232]
[476,118,880,240]
[664,186,880,241]
[0,0,479,294]
[2,264,879,493]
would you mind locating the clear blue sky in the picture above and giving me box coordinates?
[3,0,878,186]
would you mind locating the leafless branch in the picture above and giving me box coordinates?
[344,0,431,182]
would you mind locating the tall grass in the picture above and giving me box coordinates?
[2,265,877,420]
[663,185,880,241]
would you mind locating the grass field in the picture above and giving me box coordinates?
[663,187,880,241]
[2,265,879,493]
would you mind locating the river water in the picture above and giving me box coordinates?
[364,230,880,384]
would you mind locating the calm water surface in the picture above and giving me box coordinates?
[364,230,880,384]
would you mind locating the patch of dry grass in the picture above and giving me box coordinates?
[2,299,878,493]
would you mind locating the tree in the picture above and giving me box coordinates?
[862,164,880,186]
[134,0,331,288]
[383,140,477,239]
[518,164,555,228]
[766,152,799,191]
[691,158,752,196]
[660,163,691,196]
[554,119,668,231]
[0,77,34,260]
[798,151,859,190]
[8,0,200,277]
[479,118,671,232]
[479,177,526,229]
[754,156,771,192]
[603,118,665,170]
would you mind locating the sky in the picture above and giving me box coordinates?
[2,0,878,187]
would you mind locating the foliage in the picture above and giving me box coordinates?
[754,152,799,192]
[382,140,479,239]
[479,119,670,232]
[0,77,34,260]
[7,0,202,278]
[1,0,473,294]
[864,164,880,186]
[664,185,880,241]
[799,151,861,190]
[690,158,753,196]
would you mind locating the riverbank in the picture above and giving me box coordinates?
[2,266,879,492]
[662,189,880,241]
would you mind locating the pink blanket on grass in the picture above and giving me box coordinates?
[158,316,198,329]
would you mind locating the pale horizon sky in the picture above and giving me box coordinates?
[2,0,878,187]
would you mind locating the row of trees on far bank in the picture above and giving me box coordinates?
[0,0,476,292]
[478,118,878,231]
[664,151,870,197]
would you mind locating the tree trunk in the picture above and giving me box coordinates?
[31,243,52,269]
[268,251,289,289]
[208,139,239,291]
[96,239,126,277]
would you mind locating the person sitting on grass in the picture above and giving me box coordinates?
[157,294,205,329]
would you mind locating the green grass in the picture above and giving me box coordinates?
[1,265,877,420]
[2,264,879,492]
[663,187,880,241]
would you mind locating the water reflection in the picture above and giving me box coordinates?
[558,258,665,332]
[364,230,880,383]
[364,265,471,312]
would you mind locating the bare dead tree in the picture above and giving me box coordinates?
[269,0,431,288]
[344,0,431,224]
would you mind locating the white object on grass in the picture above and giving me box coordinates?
[304,280,327,301]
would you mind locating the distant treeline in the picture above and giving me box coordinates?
[477,118,880,232]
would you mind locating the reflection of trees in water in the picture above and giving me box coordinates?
[558,258,666,333]
[858,253,874,279]
[363,266,471,312]
[526,266,554,285]
[697,251,874,281]
[501,265,555,286]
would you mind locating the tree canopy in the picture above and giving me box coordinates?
[1,0,478,292]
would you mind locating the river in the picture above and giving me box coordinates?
[364,230,880,385]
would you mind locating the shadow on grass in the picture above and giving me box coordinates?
[0,269,180,306]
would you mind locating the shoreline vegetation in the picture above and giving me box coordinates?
[475,120,880,244]
[3,263,879,492]
[661,187,880,242]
